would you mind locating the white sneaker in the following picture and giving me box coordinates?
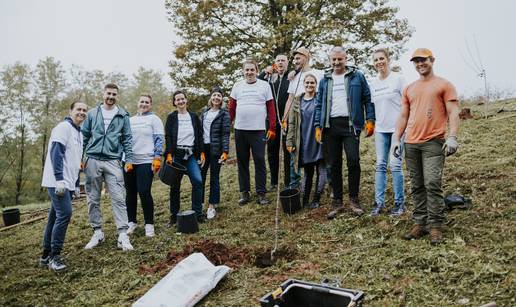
[127,222,138,235]
[84,230,105,249]
[207,207,216,220]
[117,233,134,251]
[144,224,155,237]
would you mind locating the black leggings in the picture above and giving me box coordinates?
[124,163,154,224]
[302,160,327,200]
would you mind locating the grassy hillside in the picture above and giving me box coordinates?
[1,100,515,306]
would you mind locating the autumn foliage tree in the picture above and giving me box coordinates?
[165,0,413,106]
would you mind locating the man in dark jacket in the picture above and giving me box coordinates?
[258,54,291,189]
[314,47,375,219]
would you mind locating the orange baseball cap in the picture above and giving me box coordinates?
[410,48,433,61]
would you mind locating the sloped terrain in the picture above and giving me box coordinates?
[0,100,514,306]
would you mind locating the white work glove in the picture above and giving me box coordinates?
[391,138,402,159]
[55,180,67,197]
[74,187,81,199]
[442,136,459,156]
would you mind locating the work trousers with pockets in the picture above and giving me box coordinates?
[404,138,446,227]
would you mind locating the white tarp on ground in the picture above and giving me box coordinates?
[133,252,231,307]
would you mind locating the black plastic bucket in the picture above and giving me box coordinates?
[280,188,301,215]
[260,279,365,307]
[176,210,199,234]
[159,161,186,187]
[2,208,20,227]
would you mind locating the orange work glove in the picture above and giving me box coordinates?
[266,129,276,141]
[166,153,173,165]
[219,152,228,163]
[315,127,322,144]
[200,152,206,167]
[287,146,295,153]
[124,163,134,172]
[152,158,161,173]
[365,120,375,137]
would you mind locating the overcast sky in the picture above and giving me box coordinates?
[1,0,515,97]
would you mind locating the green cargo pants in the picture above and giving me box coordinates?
[404,138,445,227]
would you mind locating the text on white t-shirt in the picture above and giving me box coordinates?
[177,113,195,146]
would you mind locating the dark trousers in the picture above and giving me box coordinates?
[124,163,154,224]
[235,129,267,194]
[43,188,73,256]
[325,117,361,200]
[201,144,222,204]
[302,160,328,200]
[169,155,203,217]
[267,125,291,186]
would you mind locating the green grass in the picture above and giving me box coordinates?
[1,100,515,306]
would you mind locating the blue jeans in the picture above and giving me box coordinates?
[169,155,203,217]
[201,145,221,204]
[374,132,404,205]
[42,188,73,256]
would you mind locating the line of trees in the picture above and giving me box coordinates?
[0,58,173,206]
[166,0,413,93]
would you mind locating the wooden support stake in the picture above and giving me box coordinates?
[0,215,46,232]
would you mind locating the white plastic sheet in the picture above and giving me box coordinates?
[133,252,231,307]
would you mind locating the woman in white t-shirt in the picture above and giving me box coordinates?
[200,86,230,219]
[164,90,206,225]
[40,102,87,271]
[369,48,407,217]
[125,94,164,237]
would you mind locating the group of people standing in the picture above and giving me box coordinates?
[38,44,460,272]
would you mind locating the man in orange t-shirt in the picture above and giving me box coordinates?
[392,48,460,245]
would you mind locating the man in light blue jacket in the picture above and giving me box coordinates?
[81,83,134,251]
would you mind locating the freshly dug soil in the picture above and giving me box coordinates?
[139,239,251,275]
[254,246,297,268]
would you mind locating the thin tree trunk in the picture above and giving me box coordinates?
[15,124,25,205]
[40,132,47,193]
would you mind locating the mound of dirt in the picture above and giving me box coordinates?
[139,239,251,275]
